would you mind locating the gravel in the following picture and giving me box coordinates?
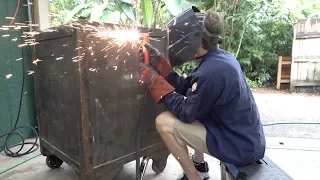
[252,89,320,139]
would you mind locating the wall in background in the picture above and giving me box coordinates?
[0,0,36,151]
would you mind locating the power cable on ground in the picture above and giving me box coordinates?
[0,0,39,158]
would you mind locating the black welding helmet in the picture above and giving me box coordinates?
[167,6,222,66]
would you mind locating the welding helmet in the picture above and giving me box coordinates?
[167,6,222,66]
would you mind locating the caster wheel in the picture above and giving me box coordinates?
[46,155,63,169]
[152,158,167,174]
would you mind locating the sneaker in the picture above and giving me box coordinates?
[178,174,208,180]
[179,174,189,180]
[179,155,210,180]
[192,155,210,179]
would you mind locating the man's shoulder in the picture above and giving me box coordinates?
[205,49,241,71]
[196,51,243,85]
[211,49,238,64]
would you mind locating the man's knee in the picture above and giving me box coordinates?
[155,111,175,134]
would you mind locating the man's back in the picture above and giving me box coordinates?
[192,48,266,165]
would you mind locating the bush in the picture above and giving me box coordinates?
[246,77,259,88]
[175,0,294,87]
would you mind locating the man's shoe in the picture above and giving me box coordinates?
[179,155,210,180]
[179,174,189,180]
[178,174,208,180]
[192,156,210,179]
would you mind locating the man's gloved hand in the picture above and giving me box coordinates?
[140,64,175,103]
[139,64,158,83]
[143,43,173,78]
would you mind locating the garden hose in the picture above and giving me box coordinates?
[0,154,41,175]
[263,122,320,126]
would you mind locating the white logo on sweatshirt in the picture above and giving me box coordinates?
[191,82,197,92]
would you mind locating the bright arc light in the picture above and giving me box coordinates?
[96,29,140,45]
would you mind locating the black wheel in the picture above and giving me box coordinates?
[46,155,63,169]
[152,158,167,174]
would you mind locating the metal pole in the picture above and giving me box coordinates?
[27,0,33,32]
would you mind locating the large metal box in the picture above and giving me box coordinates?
[33,21,170,179]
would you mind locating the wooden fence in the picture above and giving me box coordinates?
[290,18,320,92]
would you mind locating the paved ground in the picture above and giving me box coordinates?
[0,146,222,180]
[1,89,320,180]
[253,89,320,139]
[1,137,320,180]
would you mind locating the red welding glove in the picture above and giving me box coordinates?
[143,43,173,78]
[140,64,175,103]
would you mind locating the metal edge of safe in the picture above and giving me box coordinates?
[32,21,170,178]
[32,28,82,173]
[32,25,92,175]
[35,26,76,42]
[76,27,93,177]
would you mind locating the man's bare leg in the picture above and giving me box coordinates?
[155,112,201,180]
[193,150,205,163]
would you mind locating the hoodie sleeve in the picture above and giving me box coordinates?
[162,74,223,123]
[165,71,191,96]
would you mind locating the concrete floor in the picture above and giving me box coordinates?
[253,91,320,139]
[0,146,221,180]
[1,137,320,180]
[1,92,320,180]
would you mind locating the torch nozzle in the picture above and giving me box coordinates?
[138,33,150,64]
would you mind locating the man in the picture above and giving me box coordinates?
[139,6,266,180]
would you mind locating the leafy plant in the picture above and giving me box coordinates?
[246,77,259,88]
[174,61,197,76]
[141,0,154,27]
[49,0,320,87]
[64,0,137,25]
[49,0,195,27]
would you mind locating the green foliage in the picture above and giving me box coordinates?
[162,0,196,16]
[49,0,320,86]
[246,77,259,88]
[49,0,195,27]
[233,0,294,86]
[283,0,320,18]
[49,0,78,26]
[174,61,197,76]
[141,0,154,27]
[185,0,294,87]
[50,0,137,26]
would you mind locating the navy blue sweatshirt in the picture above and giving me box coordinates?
[162,48,266,165]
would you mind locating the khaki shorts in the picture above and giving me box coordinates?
[173,118,209,154]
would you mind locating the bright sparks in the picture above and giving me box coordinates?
[33,59,42,65]
[56,57,64,61]
[27,70,35,75]
[5,74,13,79]
[1,21,147,81]
[18,44,28,47]
[96,30,140,45]
[90,24,141,51]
